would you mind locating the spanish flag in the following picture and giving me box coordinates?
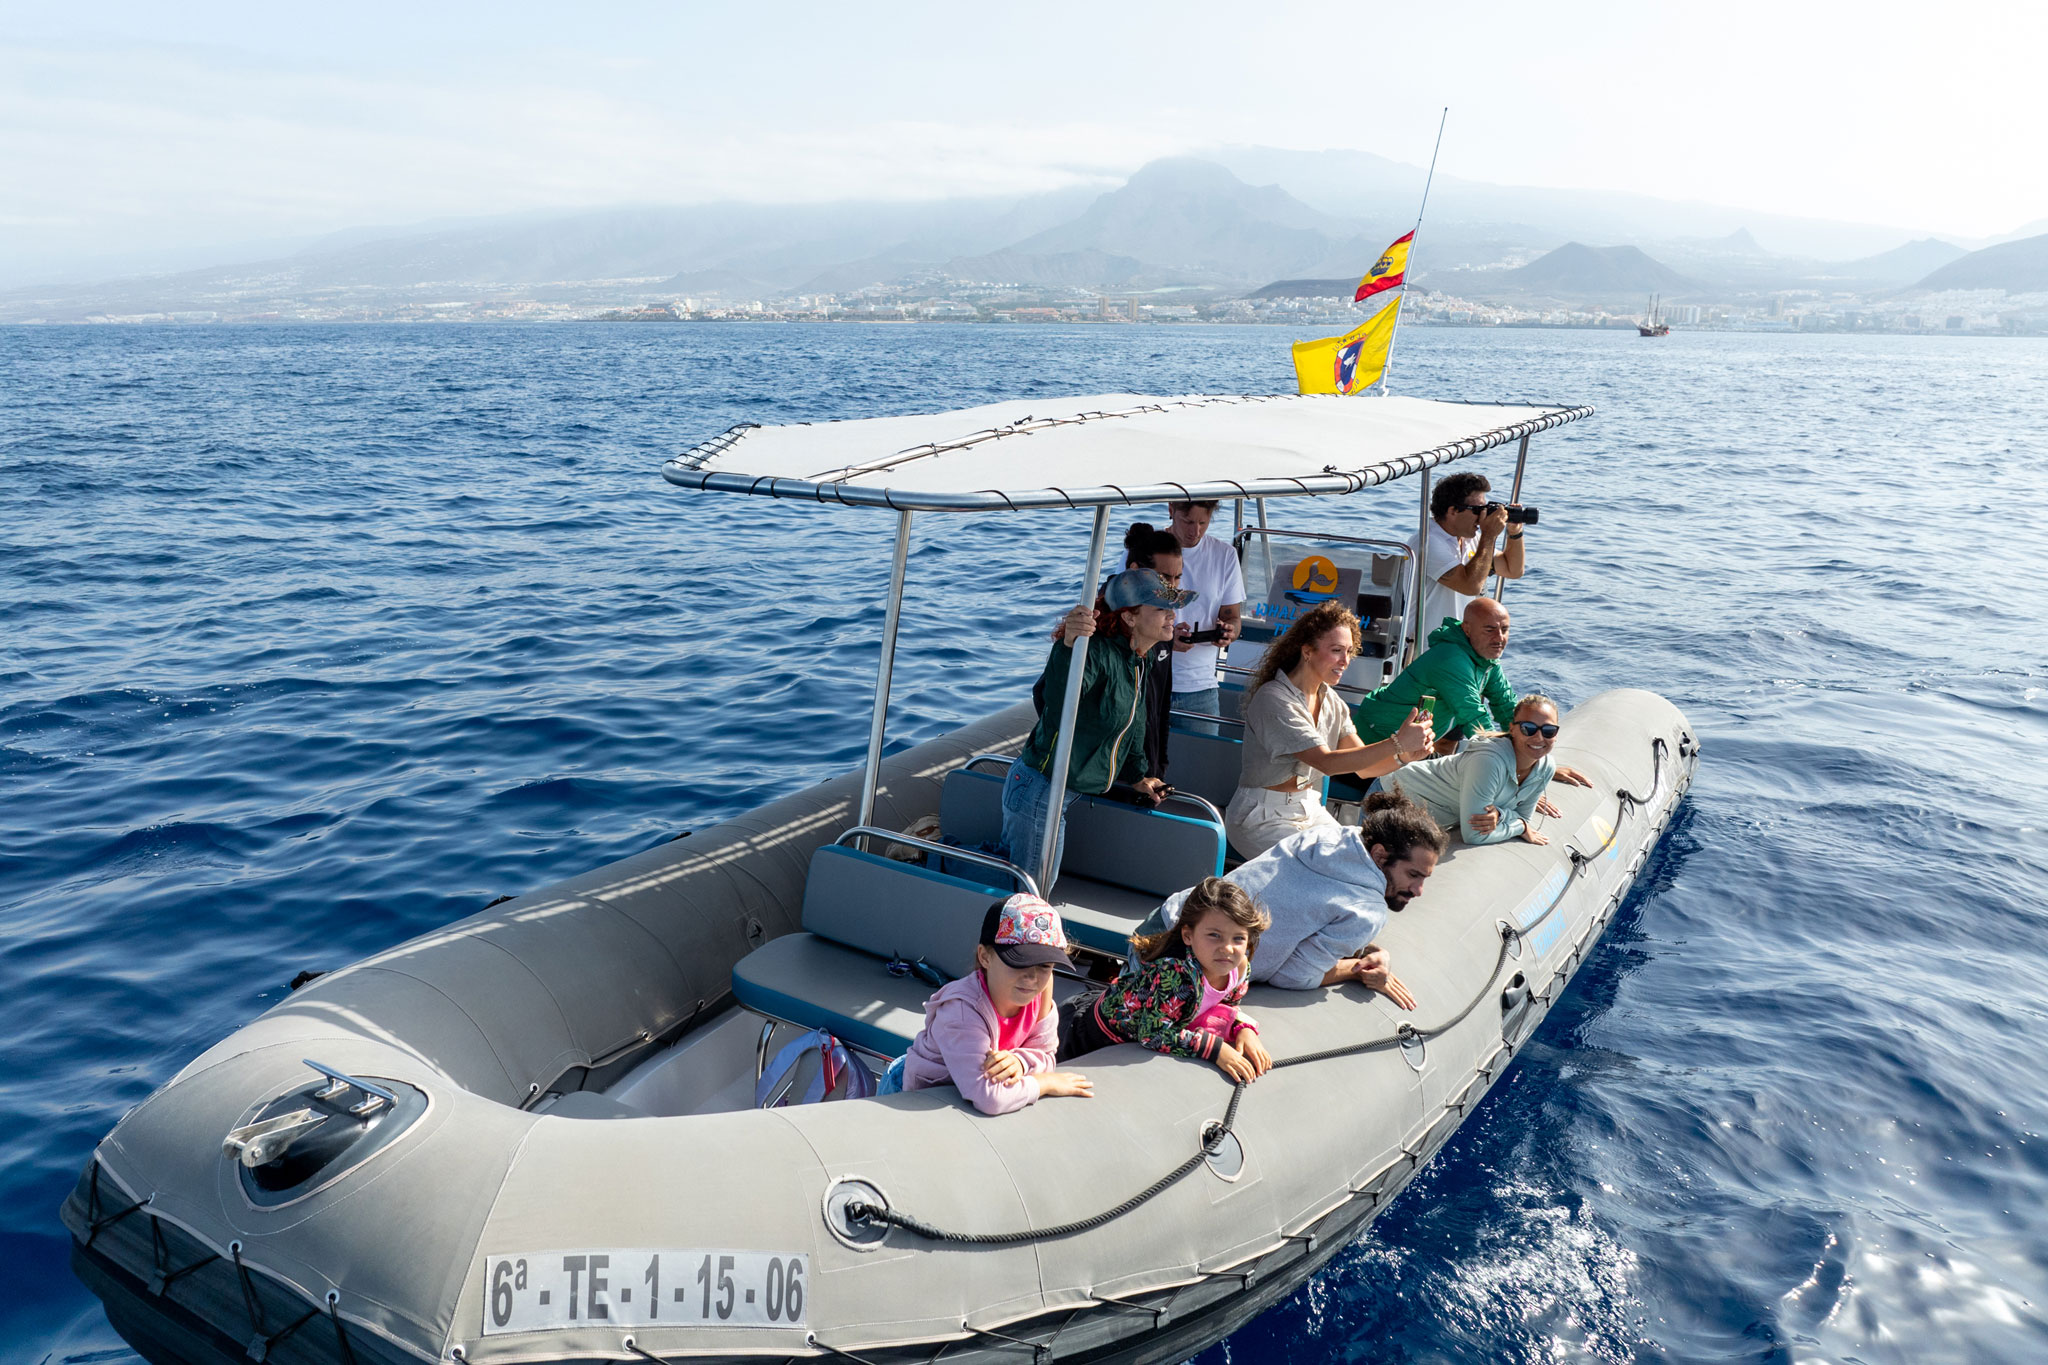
[1354,230,1413,302]
[1292,295,1401,395]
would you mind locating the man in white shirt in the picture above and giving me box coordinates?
[1165,499,1246,734]
[1406,471,1527,657]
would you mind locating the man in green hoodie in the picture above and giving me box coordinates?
[1353,597,1517,749]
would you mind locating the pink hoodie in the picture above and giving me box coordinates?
[900,973,1059,1115]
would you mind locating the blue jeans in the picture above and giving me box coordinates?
[1000,759,1080,896]
[1172,686,1223,737]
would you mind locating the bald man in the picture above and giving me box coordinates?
[1352,598,1519,752]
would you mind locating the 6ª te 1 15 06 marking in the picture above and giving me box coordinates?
[482,1249,807,1334]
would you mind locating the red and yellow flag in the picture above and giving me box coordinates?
[1354,231,1413,302]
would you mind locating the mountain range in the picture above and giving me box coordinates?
[1914,233,2048,293]
[4,152,2043,321]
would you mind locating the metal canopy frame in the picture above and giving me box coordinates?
[665,395,1590,885]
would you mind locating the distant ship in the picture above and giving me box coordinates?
[1638,294,1670,337]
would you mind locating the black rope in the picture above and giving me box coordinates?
[966,1325,1049,1359]
[159,1248,221,1291]
[1087,1293,1170,1325]
[850,926,1518,1247]
[258,1305,322,1356]
[327,1293,358,1365]
[844,722,1681,1255]
[84,1162,149,1247]
[1615,737,1667,818]
[232,1242,266,1334]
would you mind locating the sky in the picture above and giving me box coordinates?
[4,1,2045,284]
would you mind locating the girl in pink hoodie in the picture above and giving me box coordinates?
[890,895,1095,1115]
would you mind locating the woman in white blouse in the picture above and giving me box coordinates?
[1225,601,1433,859]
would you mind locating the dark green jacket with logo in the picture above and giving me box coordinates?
[1020,633,1151,794]
[1352,618,1515,744]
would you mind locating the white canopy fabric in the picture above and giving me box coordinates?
[663,393,1592,512]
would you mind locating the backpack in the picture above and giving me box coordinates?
[753,1028,875,1108]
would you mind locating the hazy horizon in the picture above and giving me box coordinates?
[5,1,2045,288]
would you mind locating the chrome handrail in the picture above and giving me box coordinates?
[1216,661,1377,700]
[1169,708,1244,730]
[1156,790,1226,826]
[1234,525,1419,553]
[834,825,1041,899]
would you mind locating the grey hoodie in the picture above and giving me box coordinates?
[1155,825,1390,989]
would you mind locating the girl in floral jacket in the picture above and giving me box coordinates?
[1057,878,1274,1084]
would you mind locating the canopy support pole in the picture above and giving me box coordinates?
[1250,496,1270,594]
[1493,434,1530,603]
[1037,505,1112,893]
[1406,467,1432,665]
[857,509,915,828]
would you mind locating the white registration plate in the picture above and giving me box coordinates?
[482,1249,808,1335]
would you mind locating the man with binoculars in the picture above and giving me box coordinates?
[1407,471,1535,652]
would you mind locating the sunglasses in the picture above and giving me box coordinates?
[1457,502,1489,514]
[1515,721,1560,738]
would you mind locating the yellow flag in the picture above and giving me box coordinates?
[1292,295,1401,395]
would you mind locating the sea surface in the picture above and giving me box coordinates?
[2,322,2045,1365]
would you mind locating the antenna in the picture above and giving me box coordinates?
[1378,107,1448,396]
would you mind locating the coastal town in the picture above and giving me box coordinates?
[589,281,2042,335]
[70,280,2045,334]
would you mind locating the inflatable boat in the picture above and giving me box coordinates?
[64,394,1697,1365]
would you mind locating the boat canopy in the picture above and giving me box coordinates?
[664,393,1593,512]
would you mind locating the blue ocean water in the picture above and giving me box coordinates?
[2,322,2045,1365]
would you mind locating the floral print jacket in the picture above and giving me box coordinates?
[1096,955,1255,1061]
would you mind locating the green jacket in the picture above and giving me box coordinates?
[1352,618,1515,744]
[1020,633,1151,795]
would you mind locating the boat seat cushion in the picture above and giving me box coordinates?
[801,844,1013,981]
[732,933,934,1058]
[938,769,1225,901]
[1154,729,1242,810]
[729,843,1021,1058]
[732,932,1093,1061]
[1051,874,1166,956]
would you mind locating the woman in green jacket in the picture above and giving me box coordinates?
[1002,568,1190,893]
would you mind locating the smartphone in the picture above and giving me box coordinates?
[1184,625,1224,644]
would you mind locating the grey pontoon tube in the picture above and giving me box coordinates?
[857,509,914,827]
[1038,506,1112,891]
[1493,433,1531,603]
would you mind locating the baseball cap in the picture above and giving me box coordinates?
[980,894,1075,971]
[1103,567,1196,612]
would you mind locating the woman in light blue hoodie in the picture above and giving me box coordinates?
[1385,693,1588,845]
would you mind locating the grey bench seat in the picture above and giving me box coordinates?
[731,933,934,1059]
[938,767,1224,956]
[1051,876,1165,954]
[730,840,1051,1060]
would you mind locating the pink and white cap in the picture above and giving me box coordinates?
[979,894,1073,970]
